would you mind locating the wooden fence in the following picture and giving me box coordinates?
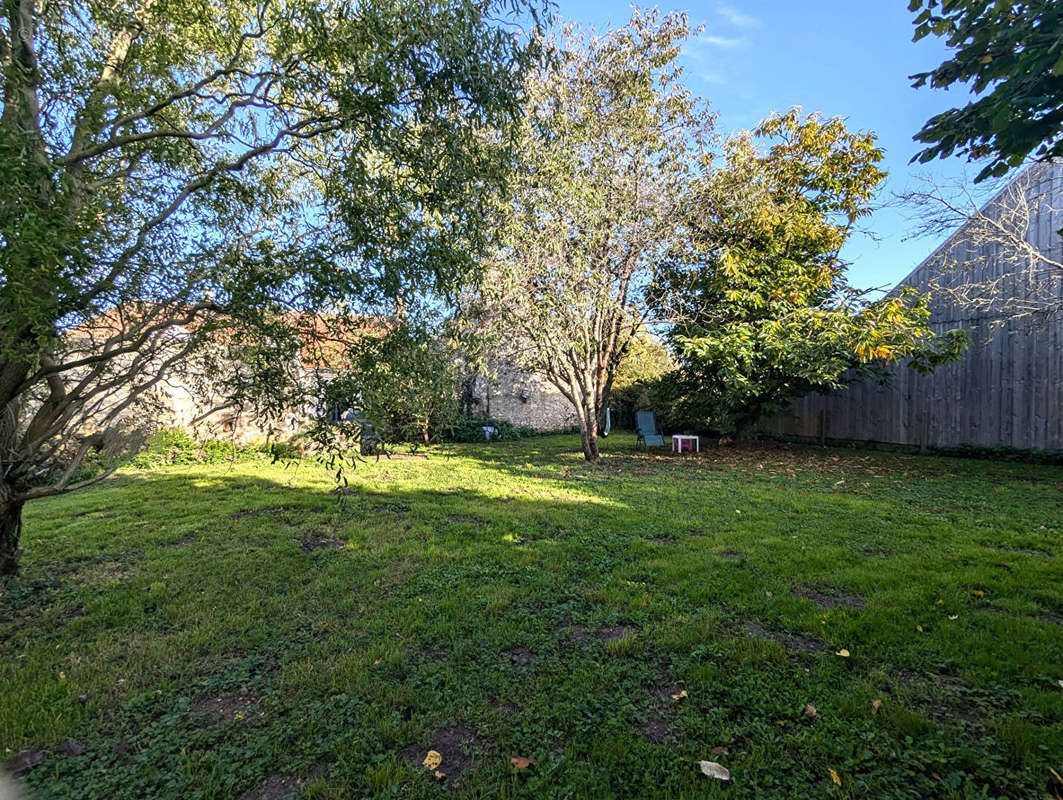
[761,163,1063,451]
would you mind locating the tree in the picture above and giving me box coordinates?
[478,9,713,461]
[0,0,540,573]
[322,317,460,448]
[909,0,1063,181]
[654,110,967,436]
[900,162,1063,321]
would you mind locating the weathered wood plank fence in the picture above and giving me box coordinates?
[761,162,1063,451]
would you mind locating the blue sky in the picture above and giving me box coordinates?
[554,0,994,292]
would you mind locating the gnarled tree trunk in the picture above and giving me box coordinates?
[0,485,25,575]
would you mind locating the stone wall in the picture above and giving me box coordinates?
[468,367,577,431]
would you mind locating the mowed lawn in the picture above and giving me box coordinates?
[2,434,1062,799]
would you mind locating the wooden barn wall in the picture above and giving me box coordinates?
[762,163,1063,450]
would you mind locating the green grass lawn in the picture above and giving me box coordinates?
[2,433,1062,799]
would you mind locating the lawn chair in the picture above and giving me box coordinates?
[636,411,665,449]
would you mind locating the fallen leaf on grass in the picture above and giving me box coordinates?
[509,756,534,770]
[764,590,773,597]
[803,703,820,718]
[871,699,882,714]
[671,689,688,701]
[422,750,442,770]
[836,649,850,658]
[971,589,985,597]
[830,768,842,786]
[709,746,728,756]
[916,625,924,633]
[432,770,446,781]
[698,760,731,781]
[948,615,958,621]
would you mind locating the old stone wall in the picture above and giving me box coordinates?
[468,368,577,431]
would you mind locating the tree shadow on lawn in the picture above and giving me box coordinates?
[5,457,1063,799]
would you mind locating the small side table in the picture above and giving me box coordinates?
[671,434,700,454]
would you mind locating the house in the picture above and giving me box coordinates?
[761,161,1063,451]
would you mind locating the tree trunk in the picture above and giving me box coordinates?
[0,492,24,576]
[579,422,600,461]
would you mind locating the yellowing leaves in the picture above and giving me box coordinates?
[509,756,534,770]
[422,750,442,770]
[835,649,850,658]
[830,768,842,786]
[670,689,688,701]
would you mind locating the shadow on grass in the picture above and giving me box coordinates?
[3,444,1062,800]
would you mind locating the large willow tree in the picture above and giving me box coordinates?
[0,0,540,573]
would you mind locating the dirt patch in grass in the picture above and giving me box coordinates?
[859,548,887,558]
[489,696,517,715]
[371,502,411,515]
[192,692,264,725]
[505,646,534,666]
[1037,611,1063,626]
[888,669,985,724]
[419,647,448,662]
[597,625,637,642]
[5,749,46,776]
[164,536,195,548]
[299,534,345,553]
[742,620,825,653]
[399,725,485,784]
[230,506,297,519]
[642,716,677,744]
[446,514,485,526]
[717,549,743,561]
[69,560,132,586]
[556,623,591,644]
[647,536,676,546]
[650,680,686,706]
[983,542,1053,558]
[239,774,303,800]
[791,585,866,610]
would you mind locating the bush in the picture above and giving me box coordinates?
[447,415,538,443]
[130,428,262,469]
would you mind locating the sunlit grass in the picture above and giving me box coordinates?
[2,434,1061,799]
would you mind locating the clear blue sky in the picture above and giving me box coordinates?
[554,0,992,292]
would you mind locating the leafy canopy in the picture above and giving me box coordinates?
[909,0,1063,180]
[654,110,967,433]
[477,8,713,460]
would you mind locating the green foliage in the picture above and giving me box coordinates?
[653,110,968,435]
[129,429,261,468]
[321,320,459,446]
[4,435,1062,798]
[476,8,713,460]
[908,0,1063,180]
[608,329,674,429]
[0,0,543,571]
[447,415,538,442]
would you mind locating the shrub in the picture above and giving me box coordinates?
[447,415,538,443]
[130,429,262,468]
